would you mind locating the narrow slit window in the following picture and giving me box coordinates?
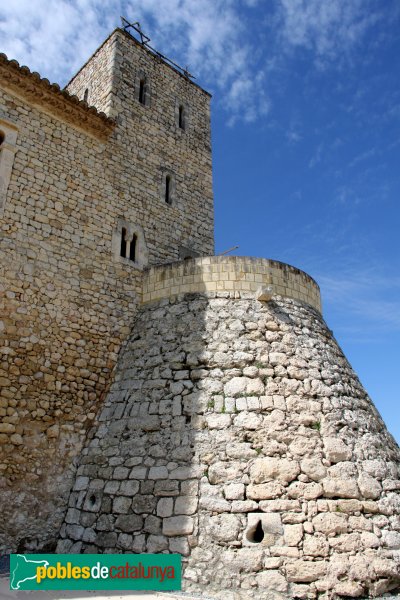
[165,175,171,204]
[129,234,137,262]
[120,227,127,258]
[139,78,146,105]
[178,105,185,130]
[0,131,5,147]
[83,88,89,103]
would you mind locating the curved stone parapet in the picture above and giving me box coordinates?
[142,256,322,313]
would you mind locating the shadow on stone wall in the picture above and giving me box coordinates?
[57,291,208,557]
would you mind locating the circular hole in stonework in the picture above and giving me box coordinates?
[89,494,96,506]
[246,520,264,544]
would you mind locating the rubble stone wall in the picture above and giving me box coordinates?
[0,27,213,552]
[58,263,400,598]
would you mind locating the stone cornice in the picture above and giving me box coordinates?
[0,53,115,139]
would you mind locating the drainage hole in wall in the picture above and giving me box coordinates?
[89,494,96,506]
[246,520,265,543]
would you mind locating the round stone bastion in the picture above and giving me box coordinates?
[57,256,400,599]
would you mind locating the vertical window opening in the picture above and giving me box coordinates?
[120,227,127,258]
[139,79,146,105]
[178,105,185,130]
[129,234,137,262]
[83,88,89,103]
[0,131,5,147]
[165,175,171,205]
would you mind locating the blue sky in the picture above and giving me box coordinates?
[1,1,399,441]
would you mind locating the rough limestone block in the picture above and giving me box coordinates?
[114,514,143,532]
[255,286,273,303]
[157,497,174,518]
[208,514,241,542]
[147,534,168,552]
[324,437,352,463]
[205,414,231,429]
[287,481,323,500]
[322,478,360,499]
[247,482,283,500]
[113,496,132,514]
[208,462,243,484]
[148,466,168,480]
[250,457,300,484]
[222,548,263,572]
[224,483,245,501]
[163,516,194,536]
[300,457,327,482]
[358,472,382,499]
[174,496,198,515]
[286,560,327,582]
[284,524,303,546]
[329,532,361,552]
[233,411,262,430]
[256,570,287,592]
[303,535,329,557]
[313,513,348,535]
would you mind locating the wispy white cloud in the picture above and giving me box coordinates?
[348,148,378,168]
[0,0,270,125]
[309,142,323,168]
[335,185,361,205]
[0,0,386,124]
[276,0,380,68]
[319,269,400,333]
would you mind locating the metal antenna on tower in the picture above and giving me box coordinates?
[120,16,195,80]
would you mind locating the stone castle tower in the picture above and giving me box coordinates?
[1,23,400,600]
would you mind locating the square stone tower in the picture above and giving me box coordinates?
[0,25,214,552]
[66,27,214,264]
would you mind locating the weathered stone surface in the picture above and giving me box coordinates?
[115,514,143,533]
[286,560,327,582]
[324,437,352,463]
[322,478,360,499]
[250,457,300,484]
[256,570,288,592]
[48,267,400,598]
[300,457,327,482]
[163,516,194,536]
[208,514,241,542]
[358,472,382,499]
[303,535,329,557]
[208,462,243,484]
[334,581,364,597]
[247,482,283,500]
[284,524,303,546]
[313,513,348,535]
[329,533,361,552]
[287,481,323,500]
[223,483,244,500]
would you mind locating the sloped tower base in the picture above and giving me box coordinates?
[57,257,400,599]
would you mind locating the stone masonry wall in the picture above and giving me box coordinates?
[142,256,321,311]
[0,28,213,552]
[66,29,214,264]
[58,264,400,599]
